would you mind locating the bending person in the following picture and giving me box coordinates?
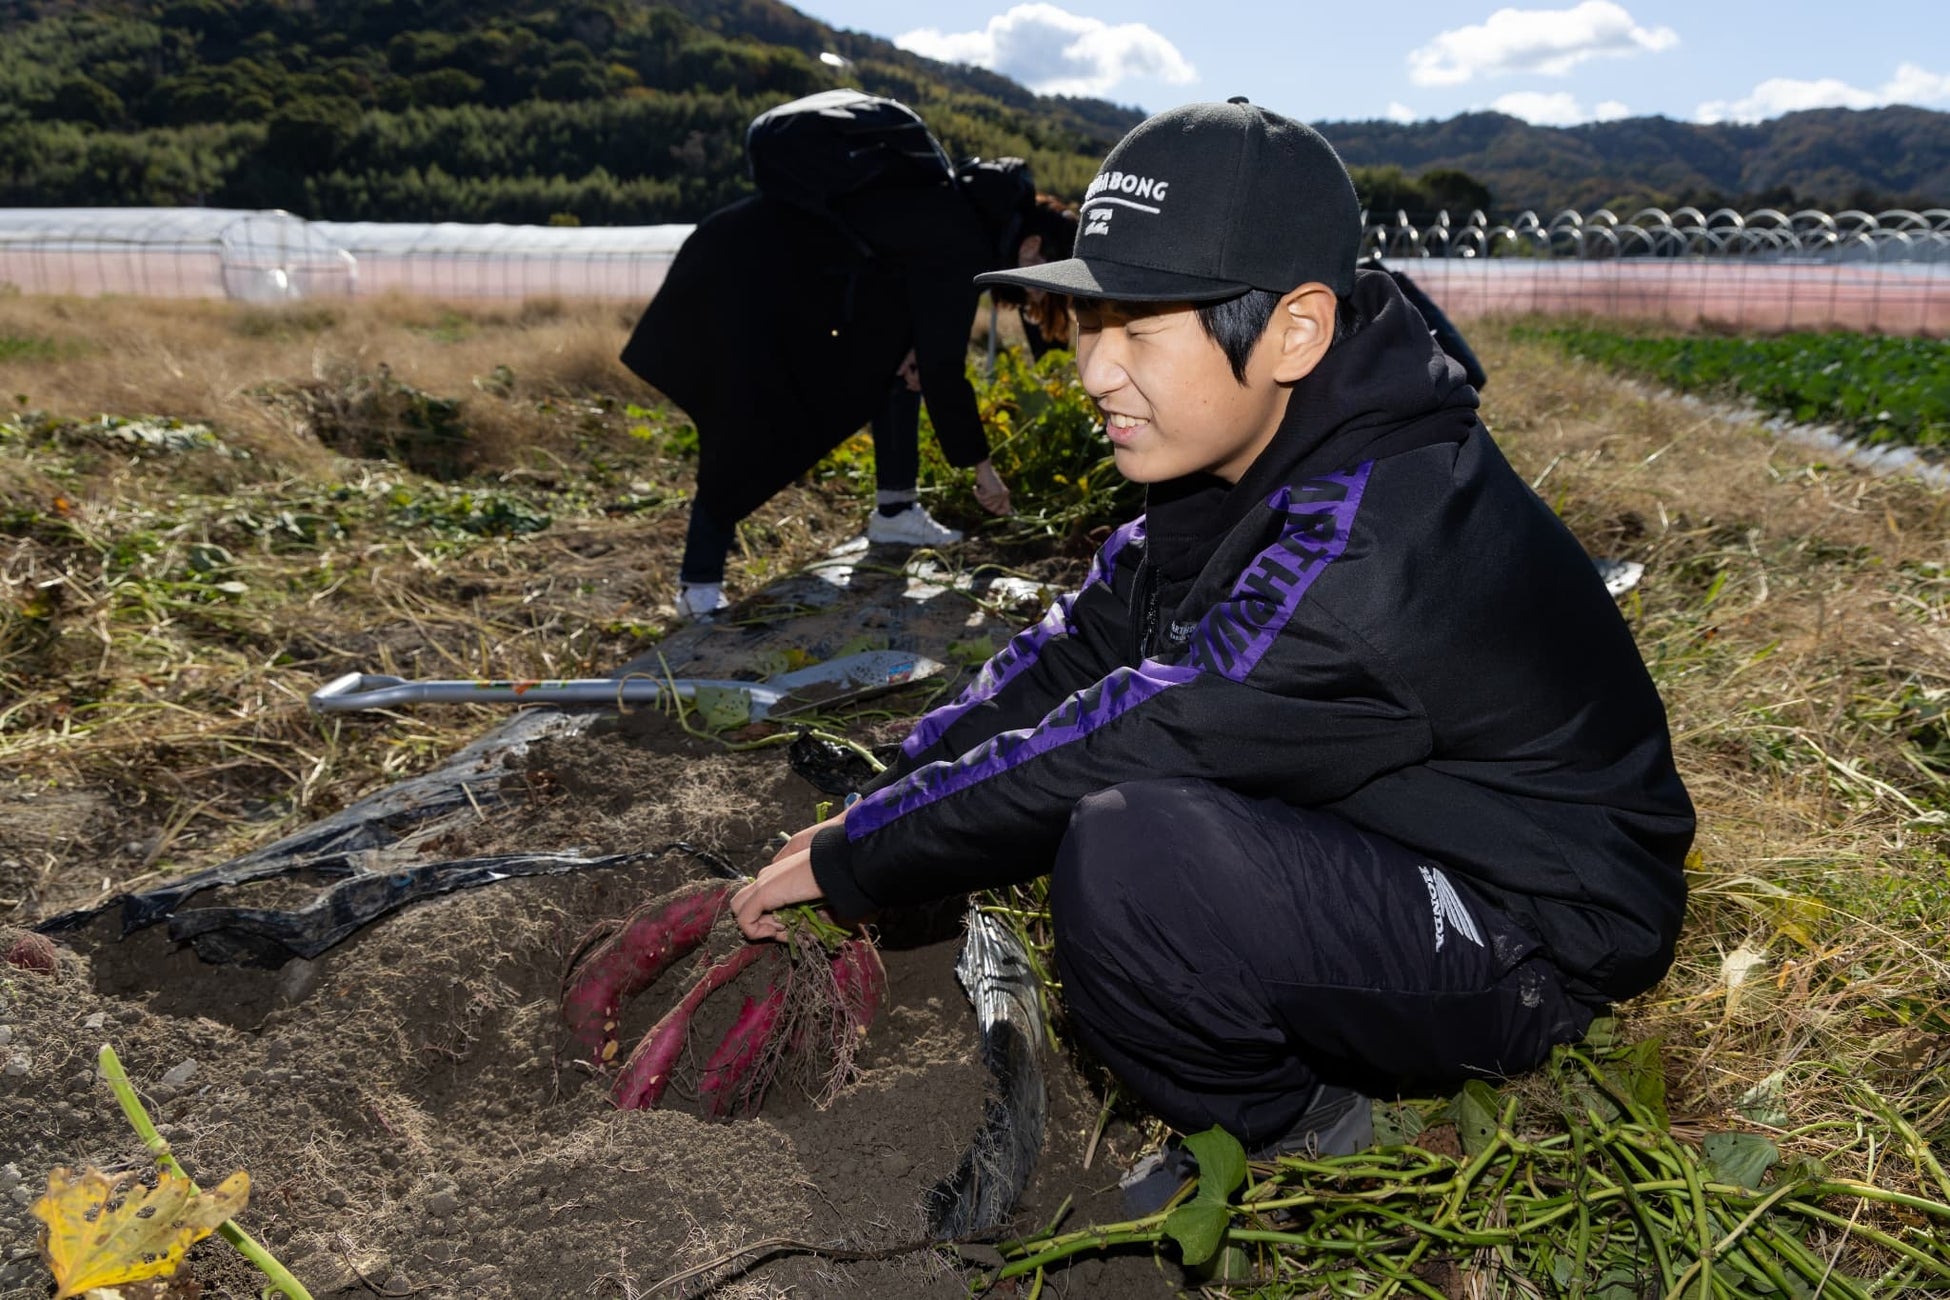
[869,193,1079,541]
[622,167,1054,621]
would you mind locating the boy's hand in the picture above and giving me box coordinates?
[974,460,1012,516]
[733,809,844,941]
[732,851,823,941]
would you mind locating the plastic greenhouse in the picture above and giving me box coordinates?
[0,208,693,302]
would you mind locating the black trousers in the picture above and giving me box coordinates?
[680,382,921,583]
[1050,778,1595,1149]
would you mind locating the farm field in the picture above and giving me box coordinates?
[2,298,1950,1296]
[1524,325,1950,451]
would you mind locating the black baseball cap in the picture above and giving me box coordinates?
[976,98,1361,303]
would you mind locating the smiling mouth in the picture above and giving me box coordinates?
[1103,412,1149,445]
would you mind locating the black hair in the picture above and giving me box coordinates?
[1195,288,1356,383]
[1021,193,1078,261]
[987,194,1081,339]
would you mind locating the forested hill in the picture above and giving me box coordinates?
[1,0,1943,224]
[0,0,1142,222]
[1320,107,1950,216]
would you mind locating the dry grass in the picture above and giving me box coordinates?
[1476,323,1950,1189]
[0,293,646,464]
[6,297,1950,1290]
[0,295,861,919]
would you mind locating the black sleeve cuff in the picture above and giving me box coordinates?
[811,822,879,922]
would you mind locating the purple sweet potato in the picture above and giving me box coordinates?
[609,942,770,1110]
[560,881,731,1062]
[830,936,886,1041]
[697,983,789,1119]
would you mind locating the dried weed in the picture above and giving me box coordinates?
[1481,321,1950,1193]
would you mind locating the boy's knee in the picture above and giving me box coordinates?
[1052,778,1214,927]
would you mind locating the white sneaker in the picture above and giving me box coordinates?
[867,503,963,546]
[675,582,729,622]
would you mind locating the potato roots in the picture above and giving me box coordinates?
[560,885,886,1118]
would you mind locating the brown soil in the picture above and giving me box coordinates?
[0,555,1178,1300]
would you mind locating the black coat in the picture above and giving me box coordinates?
[1385,264,1489,390]
[812,270,1692,1004]
[620,187,994,524]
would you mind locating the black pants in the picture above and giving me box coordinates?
[1050,778,1595,1149]
[680,382,920,584]
[868,384,920,491]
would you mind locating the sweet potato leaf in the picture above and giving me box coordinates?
[1162,1128,1248,1266]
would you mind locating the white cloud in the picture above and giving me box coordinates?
[1886,63,1950,104]
[1386,101,1418,123]
[1697,77,1876,123]
[1489,91,1635,124]
[1697,62,1950,123]
[1409,1,1677,87]
[896,3,1196,98]
[1492,90,1588,125]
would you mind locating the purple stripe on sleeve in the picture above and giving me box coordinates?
[853,659,1198,838]
[899,515,1148,759]
[1187,463,1371,682]
[850,466,1370,841]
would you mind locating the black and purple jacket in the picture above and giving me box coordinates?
[810,270,1694,1004]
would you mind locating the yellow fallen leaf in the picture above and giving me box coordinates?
[32,1166,249,1299]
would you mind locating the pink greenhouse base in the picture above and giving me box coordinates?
[2,246,1945,337]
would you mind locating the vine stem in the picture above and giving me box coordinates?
[98,1044,315,1300]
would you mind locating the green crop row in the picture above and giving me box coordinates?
[1521,326,1950,450]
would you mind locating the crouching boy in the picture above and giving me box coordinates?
[732,99,1693,1171]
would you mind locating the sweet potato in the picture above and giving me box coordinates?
[830,937,886,1042]
[560,881,731,1061]
[610,942,771,1110]
[698,983,789,1119]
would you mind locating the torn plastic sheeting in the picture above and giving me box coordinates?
[163,843,741,968]
[926,908,1048,1238]
[1595,557,1645,598]
[35,848,359,939]
[36,707,600,940]
[219,706,599,869]
[785,733,899,796]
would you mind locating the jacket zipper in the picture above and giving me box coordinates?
[1133,557,1162,661]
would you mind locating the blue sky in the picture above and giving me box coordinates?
[797,0,1949,127]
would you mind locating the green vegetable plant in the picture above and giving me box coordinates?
[974,1037,1950,1296]
[1521,326,1950,452]
[919,346,1140,547]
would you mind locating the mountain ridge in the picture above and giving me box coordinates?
[1,0,1943,221]
[1317,106,1950,215]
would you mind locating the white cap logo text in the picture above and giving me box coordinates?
[1081,171,1171,237]
[1085,171,1171,203]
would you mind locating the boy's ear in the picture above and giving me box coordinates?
[1268,283,1338,384]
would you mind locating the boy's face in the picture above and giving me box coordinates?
[1074,299,1296,485]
